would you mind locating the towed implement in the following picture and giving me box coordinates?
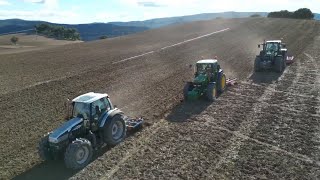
[38,92,143,169]
[183,59,229,101]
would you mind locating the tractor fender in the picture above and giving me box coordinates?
[217,69,224,82]
[99,108,124,128]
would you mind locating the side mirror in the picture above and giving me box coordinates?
[258,44,260,48]
[114,105,118,109]
[282,44,286,48]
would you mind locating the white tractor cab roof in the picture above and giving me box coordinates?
[266,40,282,43]
[197,59,218,64]
[72,92,108,104]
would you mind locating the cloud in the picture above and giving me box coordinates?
[24,0,58,9]
[137,1,165,7]
[0,0,10,5]
[24,0,45,3]
[0,9,80,24]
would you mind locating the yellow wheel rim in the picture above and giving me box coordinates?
[221,75,226,90]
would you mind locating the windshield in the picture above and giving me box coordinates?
[265,42,279,52]
[197,64,212,74]
[73,102,90,119]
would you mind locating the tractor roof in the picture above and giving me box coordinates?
[72,92,108,103]
[266,40,282,43]
[197,59,218,64]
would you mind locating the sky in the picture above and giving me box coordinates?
[0,0,319,24]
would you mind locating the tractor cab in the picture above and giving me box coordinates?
[71,92,113,121]
[195,59,219,83]
[258,40,287,56]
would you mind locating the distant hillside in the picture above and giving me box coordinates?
[315,13,320,20]
[0,19,148,41]
[1,12,318,41]
[110,12,269,28]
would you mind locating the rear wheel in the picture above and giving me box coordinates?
[254,57,261,72]
[183,82,193,100]
[103,115,126,146]
[218,73,226,93]
[64,138,93,170]
[274,57,283,72]
[38,134,52,161]
[206,83,217,101]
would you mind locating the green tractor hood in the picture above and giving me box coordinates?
[194,73,208,84]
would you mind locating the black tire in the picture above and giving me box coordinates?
[64,138,93,170]
[103,115,126,146]
[38,134,52,161]
[183,82,193,100]
[274,57,283,72]
[282,56,286,70]
[254,57,261,72]
[218,73,226,93]
[206,82,217,101]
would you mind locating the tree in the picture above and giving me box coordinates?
[11,36,19,45]
[250,14,261,17]
[268,8,314,19]
[35,23,81,41]
[99,35,108,39]
[293,8,314,19]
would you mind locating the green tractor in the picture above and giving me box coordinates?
[184,59,227,101]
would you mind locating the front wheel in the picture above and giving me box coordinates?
[183,82,193,100]
[206,83,217,101]
[254,57,261,72]
[274,57,283,73]
[38,134,53,161]
[64,138,93,170]
[103,115,126,146]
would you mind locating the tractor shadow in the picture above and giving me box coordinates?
[166,99,213,123]
[13,130,141,180]
[249,70,284,84]
[13,145,111,180]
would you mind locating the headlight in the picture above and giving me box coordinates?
[48,136,59,143]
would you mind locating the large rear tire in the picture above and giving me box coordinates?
[218,73,226,93]
[206,83,217,101]
[103,115,126,146]
[64,138,93,170]
[274,57,283,73]
[183,82,193,100]
[38,134,53,161]
[254,57,261,72]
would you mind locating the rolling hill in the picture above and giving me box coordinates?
[1,11,319,41]
[0,19,149,41]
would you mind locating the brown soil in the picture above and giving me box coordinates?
[0,18,319,179]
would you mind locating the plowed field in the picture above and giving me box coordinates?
[0,18,319,179]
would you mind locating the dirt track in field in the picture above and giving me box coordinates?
[0,18,319,179]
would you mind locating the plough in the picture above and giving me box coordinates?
[286,56,294,65]
[125,117,144,131]
[226,78,237,86]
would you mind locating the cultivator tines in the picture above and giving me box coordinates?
[126,117,144,131]
[226,78,237,86]
[286,56,294,65]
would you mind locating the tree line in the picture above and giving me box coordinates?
[35,24,81,41]
[268,8,314,19]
